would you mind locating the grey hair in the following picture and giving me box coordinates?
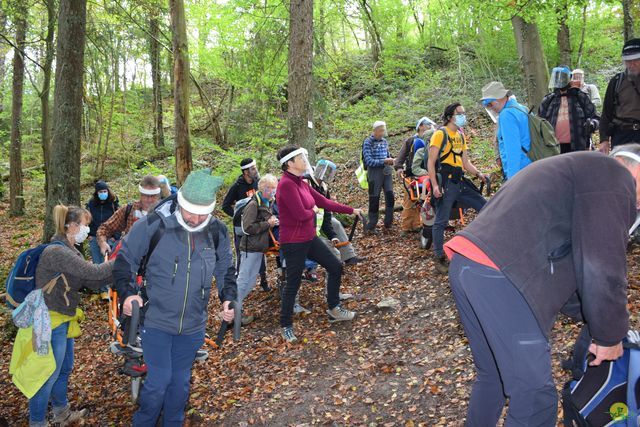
[258,173,278,191]
[611,143,640,167]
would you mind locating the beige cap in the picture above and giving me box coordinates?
[481,81,509,101]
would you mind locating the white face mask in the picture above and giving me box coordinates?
[75,225,90,244]
[175,209,212,233]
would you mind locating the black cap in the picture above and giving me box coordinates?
[95,180,108,191]
[622,38,640,61]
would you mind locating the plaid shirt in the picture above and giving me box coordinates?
[363,135,390,168]
[96,201,143,245]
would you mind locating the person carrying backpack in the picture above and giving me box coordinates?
[276,146,362,343]
[394,117,435,235]
[236,174,279,325]
[599,38,640,153]
[362,121,395,234]
[221,158,270,292]
[538,66,599,154]
[113,169,237,426]
[22,205,114,426]
[444,147,638,425]
[481,81,533,179]
[96,175,161,257]
[427,103,489,275]
[86,180,119,300]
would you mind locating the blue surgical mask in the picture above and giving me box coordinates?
[98,191,108,201]
[454,114,467,128]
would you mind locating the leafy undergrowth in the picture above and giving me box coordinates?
[1,139,639,426]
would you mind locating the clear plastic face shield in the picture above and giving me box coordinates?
[416,117,436,133]
[482,98,499,124]
[280,147,313,177]
[549,67,571,90]
[315,159,337,183]
[571,69,585,85]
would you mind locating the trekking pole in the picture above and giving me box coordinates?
[126,300,140,347]
[215,301,239,347]
[335,213,366,248]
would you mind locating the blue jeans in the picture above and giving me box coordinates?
[449,255,557,426]
[29,322,74,423]
[133,327,205,427]
[89,237,113,293]
[433,179,486,257]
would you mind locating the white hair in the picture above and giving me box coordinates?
[258,174,278,191]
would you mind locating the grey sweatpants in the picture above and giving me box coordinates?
[236,251,266,304]
[320,217,356,261]
[449,254,557,426]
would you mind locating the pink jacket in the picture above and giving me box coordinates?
[276,172,354,243]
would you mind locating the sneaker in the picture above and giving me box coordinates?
[302,270,318,282]
[363,229,378,236]
[344,256,365,265]
[281,326,298,343]
[293,303,311,314]
[241,314,255,326]
[339,292,354,301]
[260,275,271,292]
[51,405,88,426]
[100,291,109,301]
[327,305,356,322]
[434,255,449,275]
[195,349,209,362]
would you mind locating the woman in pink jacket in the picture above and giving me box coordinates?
[276,146,362,342]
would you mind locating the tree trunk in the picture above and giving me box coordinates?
[359,0,382,64]
[170,0,192,185]
[44,0,87,241]
[288,0,316,162]
[511,15,549,109]
[41,0,56,199]
[9,3,27,216]
[576,4,587,67]
[623,0,635,42]
[0,8,8,136]
[150,8,165,148]
[556,2,572,67]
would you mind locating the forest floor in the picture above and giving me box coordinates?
[1,139,639,426]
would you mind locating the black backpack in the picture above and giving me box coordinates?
[403,135,418,177]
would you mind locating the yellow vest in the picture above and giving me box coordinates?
[9,308,85,398]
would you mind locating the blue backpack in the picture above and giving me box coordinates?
[4,241,65,308]
[562,340,640,426]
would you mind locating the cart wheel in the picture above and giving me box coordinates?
[131,377,142,404]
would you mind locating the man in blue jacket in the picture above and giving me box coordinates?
[481,81,532,180]
[114,169,237,426]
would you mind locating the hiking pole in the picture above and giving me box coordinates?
[478,176,492,197]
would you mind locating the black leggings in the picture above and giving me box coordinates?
[280,237,343,327]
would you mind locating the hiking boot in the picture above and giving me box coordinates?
[302,270,318,282]
[281,326,298,343]
[293,302,311,314]
[327,305,356,322]
[51,405,88,426]
[260,275,271,292]
[344,256,365,265]
[241,314,254,326]
[363,229,378,236]
[434,255,449,275]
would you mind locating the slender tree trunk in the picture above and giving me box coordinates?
[170,0,192,185]
[288,0,316,162]
[359,0,382,64]
[150,8,165,148]
[41,0,56,198]
[576,4,587,67]
[9,3,27,216]
[511,15,549,109]
[0,8,8,136]
[44,0,87,241]
[623,0,635,41]
[556,2,572,67]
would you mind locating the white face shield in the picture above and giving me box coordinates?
[315,159,337,183]
[280,147,313,177]
[482,98,499,124]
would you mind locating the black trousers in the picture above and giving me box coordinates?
[280,237,343,328]
[611,129,640,148]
